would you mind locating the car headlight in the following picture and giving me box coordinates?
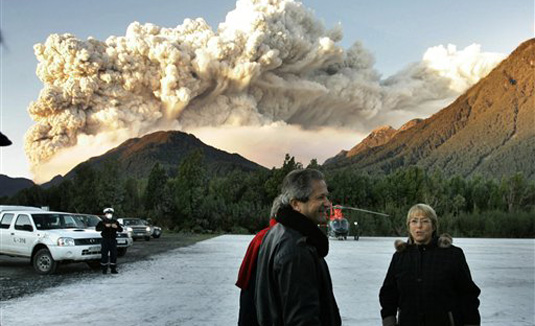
[146,226,151,232]
[126,227,133,232]
[57,237,75,246]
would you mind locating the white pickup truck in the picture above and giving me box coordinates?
[0,210,103,274]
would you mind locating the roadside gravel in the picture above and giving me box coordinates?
[0,233,215,301]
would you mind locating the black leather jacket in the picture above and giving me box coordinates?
[255,208,341,326]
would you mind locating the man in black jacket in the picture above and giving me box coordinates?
[255,169,342,326]
[96,207,123,274]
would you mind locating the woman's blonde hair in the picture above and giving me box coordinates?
[406,203,438,232]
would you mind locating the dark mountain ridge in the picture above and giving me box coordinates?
[0,175,35,197]
[41,130,266,188]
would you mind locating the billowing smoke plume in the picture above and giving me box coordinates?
[25,0,505,181]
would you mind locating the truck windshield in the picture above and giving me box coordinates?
[31,214,86,230]
[73,215,101,228]
[123,219,143,226]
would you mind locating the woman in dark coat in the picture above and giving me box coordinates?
[379,204,481,326]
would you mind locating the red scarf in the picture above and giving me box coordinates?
[235,219,277,290]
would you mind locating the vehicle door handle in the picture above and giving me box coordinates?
[10,233,15,235]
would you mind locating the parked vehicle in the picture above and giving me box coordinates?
[0,210,102,274]
[143,218,163,238]
[73,214,133,257]
[151,225,162,238]
[0,205,43,213]
[117,218,152,241]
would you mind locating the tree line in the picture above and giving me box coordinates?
[1,151,534,238]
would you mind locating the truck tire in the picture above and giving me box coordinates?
[117,248,127,257]
[33,248,58,275]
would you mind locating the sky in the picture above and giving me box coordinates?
[0,0,533,183]
[1,236,534,325]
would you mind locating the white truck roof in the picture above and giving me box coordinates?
[0,205,43,213]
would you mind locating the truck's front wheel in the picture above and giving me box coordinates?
[33,248,58,275]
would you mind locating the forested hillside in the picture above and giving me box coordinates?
[2,153,533,238]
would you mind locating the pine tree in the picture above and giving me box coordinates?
[172,149,207,228]
[96,161,125,214]
[144,163,169,211]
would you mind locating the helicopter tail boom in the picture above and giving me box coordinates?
[334,205,389,217]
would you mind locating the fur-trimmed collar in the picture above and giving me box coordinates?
[394,233,453,252]
[276,206,329,258]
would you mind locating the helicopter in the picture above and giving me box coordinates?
[327,205,389,240]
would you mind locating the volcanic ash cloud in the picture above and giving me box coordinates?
[24,0,504,172]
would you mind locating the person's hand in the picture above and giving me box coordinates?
[105,223,111,227]
[111,223,118,228]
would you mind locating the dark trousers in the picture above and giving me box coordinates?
[100,238,118,268]
[238,268,259,326]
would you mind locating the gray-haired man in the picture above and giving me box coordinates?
[255,168,341,326]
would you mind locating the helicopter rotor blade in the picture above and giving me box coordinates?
[337,206,389,217]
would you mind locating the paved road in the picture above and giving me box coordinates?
[1,236,533,326]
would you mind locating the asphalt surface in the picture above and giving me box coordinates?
[0,233,215,301]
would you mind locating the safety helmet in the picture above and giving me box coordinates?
[103,207,114,214]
